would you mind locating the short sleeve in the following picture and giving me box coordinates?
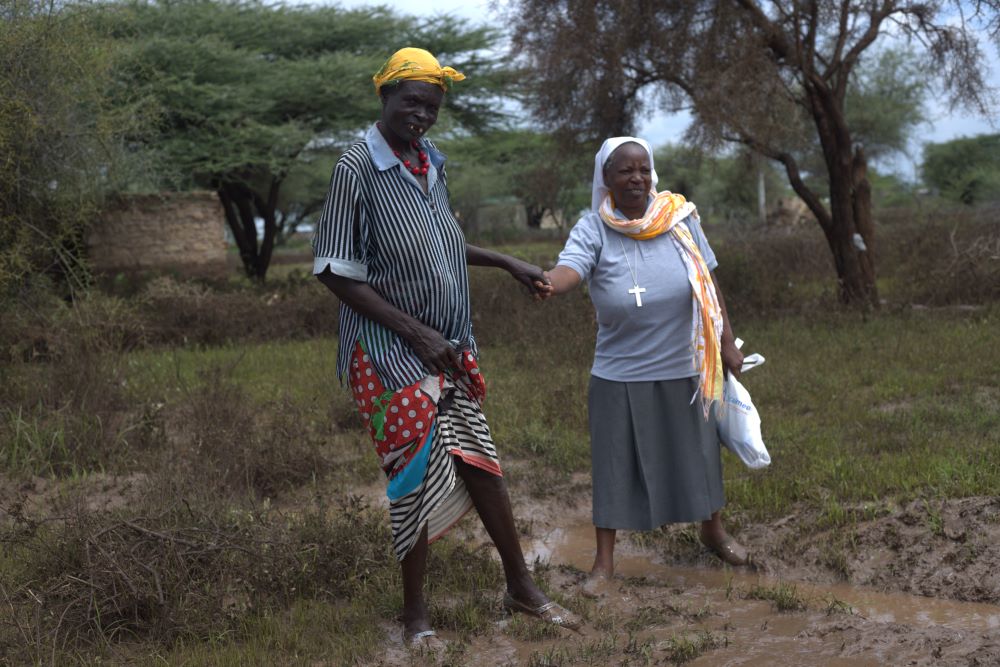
[311,161,367,280]
[556,213,603,282]
[686,212,718,271]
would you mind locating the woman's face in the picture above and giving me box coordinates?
[380,80,444,144]
[604,142,652,216]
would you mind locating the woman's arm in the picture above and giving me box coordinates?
[711,271,744,379]
[317,271,461,375]
[544,265,583,295]
[465,243,552,299]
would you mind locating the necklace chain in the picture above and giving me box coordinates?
[619,237,647,307]
[619,237,639,286]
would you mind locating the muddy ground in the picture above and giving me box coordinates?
[5,473,1000,665]
[373,478,1000,666]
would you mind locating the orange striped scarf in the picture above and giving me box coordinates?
[598,190,724,417]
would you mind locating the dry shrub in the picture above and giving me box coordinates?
[0,291,160,476]
[0,491,393,660]
[0,287,146,364]
[709,223,836,317]
[169,366,330,498]
[139,275,339,347]
[879,206,1000,305]
[469,267,596,360]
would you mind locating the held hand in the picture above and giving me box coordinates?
[409,325,462,376]
[507,257,553,300]
[721,339,744,381]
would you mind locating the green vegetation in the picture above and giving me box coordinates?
[742,582,808,612]
[923,134,1000,205]
[97,0,510,279]
[0,0,147,296]
[2,214,998,662]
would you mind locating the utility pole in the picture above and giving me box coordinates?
[757,160,767,226]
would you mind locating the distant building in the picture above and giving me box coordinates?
[88,192,228,276]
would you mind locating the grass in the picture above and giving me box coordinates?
[742,582,808,612]
[725,307,1000,521]
[119,302,991,521]
[1,215,998,663]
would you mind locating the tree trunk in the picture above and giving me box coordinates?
[851,146,876,295]
[218,185,258,279]
[218,181,277,281]
[823,147,878,307]
[805,83,879,309]
[524,203,547,229]
[757,163,766,226]
[252,177,281,281]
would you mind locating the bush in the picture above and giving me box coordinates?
[0,491,394,660]
[0,291,158,476]
[0,1,149,296]
[138,275,340,347]
[878,206,1000,305]
[169,365,331,498]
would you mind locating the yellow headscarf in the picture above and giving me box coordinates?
[372,47,466,96]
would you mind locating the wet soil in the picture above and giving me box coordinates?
[368,491,1000,666]
[735,496,1000,605]
[6,472,1000,665]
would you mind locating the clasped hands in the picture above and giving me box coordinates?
[504,257,554,301]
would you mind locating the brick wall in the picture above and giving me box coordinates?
[88,192,227,275]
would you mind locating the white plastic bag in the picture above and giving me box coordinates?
[717,339,770,469]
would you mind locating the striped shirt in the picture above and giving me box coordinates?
[312,123,476,390]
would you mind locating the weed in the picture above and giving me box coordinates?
[504,614,563,641]
[0,491,397,662]
[823,595,856,616]
[623,605,671,632]
[923,499,946,538]
[743,581,808,612]
[657,630,724,663]
[170,365,332,498]
[623,632,656,663]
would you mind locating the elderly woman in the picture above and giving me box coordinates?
[312,48,579,647]
[544,137,749,580]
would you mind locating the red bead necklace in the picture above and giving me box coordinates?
[378,122,429,175]
[392,140,429,176]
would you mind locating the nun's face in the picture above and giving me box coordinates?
[604,142,652,217]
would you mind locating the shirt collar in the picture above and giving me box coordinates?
[365,123,446,172]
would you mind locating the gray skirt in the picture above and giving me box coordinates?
[588,375,724,530]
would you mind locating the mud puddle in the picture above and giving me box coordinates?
[527,521,1000,633]
[504,521,1000,666]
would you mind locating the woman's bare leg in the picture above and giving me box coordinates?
[455,459,547,606]
[699,510,748,565]
[590,527,616,578]
[400,525,432,637]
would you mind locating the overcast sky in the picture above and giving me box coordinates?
[334,0,999,180]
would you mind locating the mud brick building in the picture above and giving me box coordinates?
[88,192,227,276]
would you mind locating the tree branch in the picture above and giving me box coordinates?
[826,0,853,76]
[837,1,894,95]
[804,0,820,72]
[733,0,797,64]
[724,132,832,232]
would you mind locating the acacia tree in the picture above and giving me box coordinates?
[103,0,510,280]
[442,130,590,231]
[923,134,1000,204]
[508,0,999,306]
